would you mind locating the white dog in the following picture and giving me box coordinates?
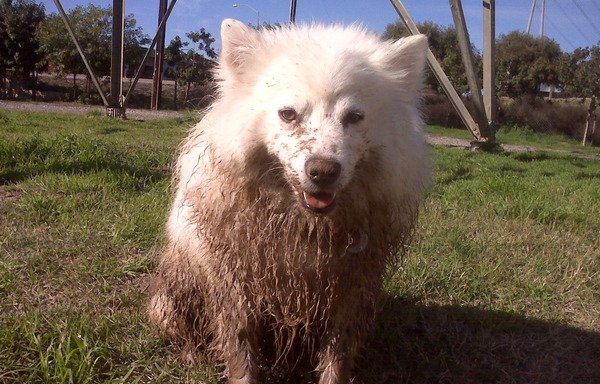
[149,19,430,384]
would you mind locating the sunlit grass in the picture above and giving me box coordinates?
[1,109,599,383]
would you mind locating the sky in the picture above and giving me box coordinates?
[39,0,600,53]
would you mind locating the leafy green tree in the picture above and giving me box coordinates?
[36,4,149,100]
[560,43,600,98]
[382,20,480,94]
[164,35,187,108]
[0,0,45,95]
[496,31,562,97]
[165,28,216,105]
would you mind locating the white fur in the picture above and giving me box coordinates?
[172,20,429,231]
[155,19,430,384]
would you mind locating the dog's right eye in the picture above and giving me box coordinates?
[278,108,297,123]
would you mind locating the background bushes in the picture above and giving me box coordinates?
[423,92,597,145]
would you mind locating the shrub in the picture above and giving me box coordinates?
[422,91,596,145]
[499,96,588,141]
[422,92,473,129]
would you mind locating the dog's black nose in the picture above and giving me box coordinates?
[305,158,341,187]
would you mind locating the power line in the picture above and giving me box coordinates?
[570,0,600,36]
[592,0,600,14]
[545,15,577,50]
[551,0,595,45]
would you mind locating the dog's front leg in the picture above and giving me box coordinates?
[316,331,358,384]
[212,295,260,384]
[222,335,258,384]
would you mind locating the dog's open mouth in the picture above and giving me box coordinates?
[302,190,336,214]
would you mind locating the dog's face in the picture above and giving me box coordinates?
[254,54,375,214]
[217,20,428,215]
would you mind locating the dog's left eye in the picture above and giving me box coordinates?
[279,108,297,123]
[342,111,364,126]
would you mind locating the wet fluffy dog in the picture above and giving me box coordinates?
[149,19,429,384]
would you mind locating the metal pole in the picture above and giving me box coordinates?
[123,0,177,107]
[540,0,546,37]
[289,0,297,23]
[232,4,259,26]
[109,0,125,117]
[52,0,109,106]
[526,0,537,34]
[389,0,482,141]
[483,0,496,133]
[151,0,167,110]
[449,0,492,141]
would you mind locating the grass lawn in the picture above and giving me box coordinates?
[1,109,599,383]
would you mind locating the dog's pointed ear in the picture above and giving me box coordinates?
[383,34,428,92]
[220,18,258,79]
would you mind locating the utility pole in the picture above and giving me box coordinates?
[232,4,259,26]
[539,0,546,37]
[526,0,537,34]
[449,0,492,142]
[123,0,177,108]
[289,0,297,23]
[151,0,168,110]
[108,0,126,118]
[483,0,496,133]
[53,0,109,107]
[389,0,483,141]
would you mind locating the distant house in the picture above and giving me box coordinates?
[538,83,562,97]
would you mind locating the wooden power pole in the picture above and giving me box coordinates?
[449,0,492,142]
[483,0,496,134]
[389,0,487,142]
[108,0,126,117]
[151,0,168,110]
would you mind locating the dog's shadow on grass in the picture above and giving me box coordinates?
[356,296,600,384]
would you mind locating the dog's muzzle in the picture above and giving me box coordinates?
[301,157,340,214]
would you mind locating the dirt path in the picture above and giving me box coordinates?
[0,100,184,121]
[425,134,600,160]
[1,100,598,160]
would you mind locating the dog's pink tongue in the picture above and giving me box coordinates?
[303,191,335,209]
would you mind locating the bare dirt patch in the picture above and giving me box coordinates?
[0,187,21,203]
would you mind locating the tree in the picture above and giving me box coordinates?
[0,0,45,95]
[495,31,562,97]
[560,43,600,145]
[382,20,481,93]
[36,4,149,100]
[560,43,600,98]
[164,28,216,106]
[164,35,187,108]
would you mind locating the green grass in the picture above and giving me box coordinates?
[1,109,599,383]
[427,124,600,155]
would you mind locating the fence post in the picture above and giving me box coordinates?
[582,95,596,146]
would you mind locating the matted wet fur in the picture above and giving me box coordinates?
[149,19,430,384]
